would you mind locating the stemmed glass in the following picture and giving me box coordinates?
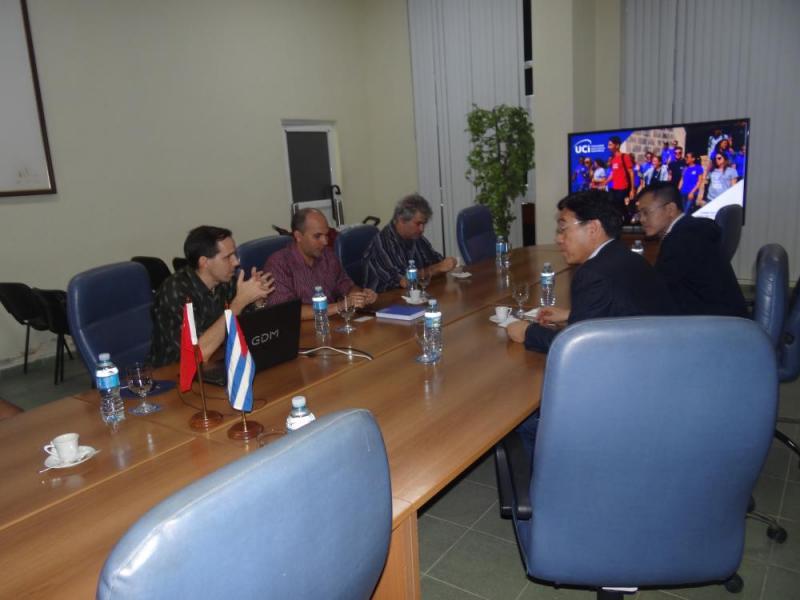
[418,269,432,300]
[336,295,357,333]
[511,282,530,318]
[414,320,437,364]
[126,362,161,415]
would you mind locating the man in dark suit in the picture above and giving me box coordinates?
[507,189,674,352]
[636,182,748,318]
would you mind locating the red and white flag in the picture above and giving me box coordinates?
[179,302,202,392]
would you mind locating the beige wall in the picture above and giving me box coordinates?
[0,0,416,367]
[533,0,621,243]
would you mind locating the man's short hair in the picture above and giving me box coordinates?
[609,135,622,146]
[393,193,433,223]
[184,225,232,269]
[291,208,324,233]
[557,190,623,239]
[635,182,682,211]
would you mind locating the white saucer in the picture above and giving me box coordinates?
[449,271,472,279]
[43,446,97,469]
[402,295,427,305]
[489,315,519,328]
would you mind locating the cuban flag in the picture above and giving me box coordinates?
[224,309,254,412]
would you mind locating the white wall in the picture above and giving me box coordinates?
[0,0,417,368]
[532,0,622,243]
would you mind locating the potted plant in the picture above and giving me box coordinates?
[465,104,535,237]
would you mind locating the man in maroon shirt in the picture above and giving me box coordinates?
[265,208,377,320]
[603,135,635,223]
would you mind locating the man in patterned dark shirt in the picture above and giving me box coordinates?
[148,225,275,367]
[362,194,457,292]
[265,208,377,320]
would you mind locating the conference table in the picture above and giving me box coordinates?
[0,245,574,599]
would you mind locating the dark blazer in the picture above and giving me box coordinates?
[525,239,674,352]
[656,216,748,318]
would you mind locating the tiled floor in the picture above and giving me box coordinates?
[418,378,800,600]
[2,348,800,600]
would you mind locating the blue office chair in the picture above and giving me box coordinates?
[334,225,379,287]
[97,409,392,600]
[776,273,800,467]
[237,234,292,274]
[495,317,777,598]
[715,204,743,262]
[456,204,496,265]
[67,262,153,378]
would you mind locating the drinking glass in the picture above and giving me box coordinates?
[336,295,356,333]
[511,282,530,318]
[127,363,161,415]
[418,269,432,300]
[414,320,437,364]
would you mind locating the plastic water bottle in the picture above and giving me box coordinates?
[496,236,510,269]
[312,286,329,338]
[286,395,316,432]
[95,353,125,425]
[424,299,443,359]
[631,240,644,256]
[539,262,556,307]
[406,260,418,292]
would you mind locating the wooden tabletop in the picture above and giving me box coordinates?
[0,244,571,599]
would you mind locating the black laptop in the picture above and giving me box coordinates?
[200,300,301,386]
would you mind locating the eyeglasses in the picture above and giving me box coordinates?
[555,220,584,235]
[638,203,668,220]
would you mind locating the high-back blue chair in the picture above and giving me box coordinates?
[495,317,777,598]
[334,225,379,287]
[776,273,800,468]
[97,409,392,600]
[752,243,789,347]
[456,204,496,265]
[67,262,153,377]
[715,204,743,262]
[237,234,292,274]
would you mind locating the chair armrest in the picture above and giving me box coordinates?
[494,432,532,520]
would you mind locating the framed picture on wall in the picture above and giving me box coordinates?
[0,0,56,197]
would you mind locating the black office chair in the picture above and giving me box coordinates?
[715,204,743,262]
[0,283,52,374]
[31,289,73,385]
[495,317,777,598]
[130,256,172,292]
[172,256,189,272]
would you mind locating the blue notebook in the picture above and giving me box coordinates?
[375,304,426,321]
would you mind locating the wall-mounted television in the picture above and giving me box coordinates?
[567,118,749,225]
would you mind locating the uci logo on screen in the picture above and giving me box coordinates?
[251,329,280,345]
[574,138,606,154]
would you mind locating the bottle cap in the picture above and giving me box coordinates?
[98,352,110,361]
[291,395,307,409]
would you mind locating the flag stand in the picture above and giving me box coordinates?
[227,410,264,440]
[189,347,223,430]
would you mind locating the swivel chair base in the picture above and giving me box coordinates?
[747,497,788,543]
[774,428,800,468]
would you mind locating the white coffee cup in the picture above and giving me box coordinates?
[44,433,80,463]
[409,289,422,303]
[495,306,512,321]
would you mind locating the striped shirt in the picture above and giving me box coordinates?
[265,244,354,305]
[362,224,443,292]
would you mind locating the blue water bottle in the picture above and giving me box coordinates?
[312,286,329,338]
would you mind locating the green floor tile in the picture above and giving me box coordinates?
[667,558,765,600]
[472,501,517,543]
[422,575,486,599]
[419,514,469,573]
[465,452,498,489]
[762,565,800,600]
[753,474,786,517]
[424,479,500,528]
[428,529,529,600]
[769,519,800,572]
[781,481,800,522]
